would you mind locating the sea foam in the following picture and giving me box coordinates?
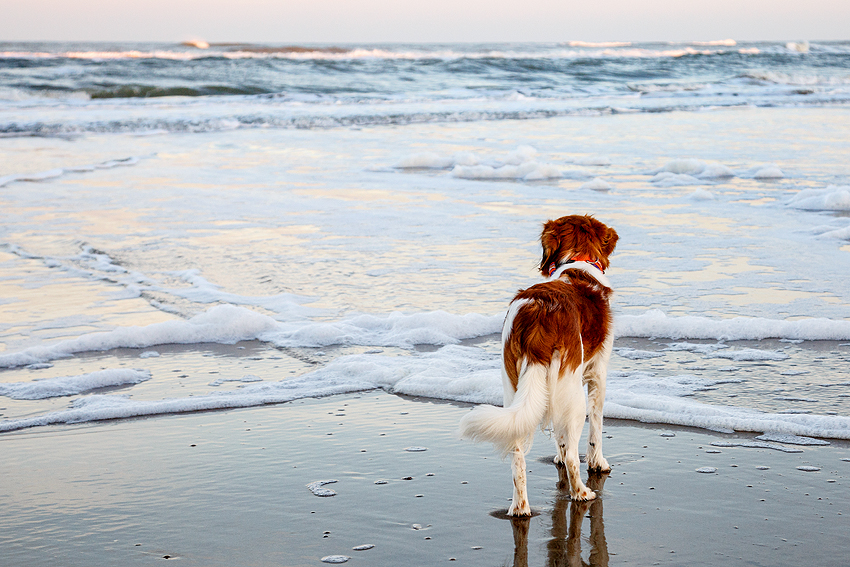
[615,309,850,341]
[0,369,151,400]
[787,185,850,211]
[395,145,571,181]
[3,345,849,440]
[3,306,850,370]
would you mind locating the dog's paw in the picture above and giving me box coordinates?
[587,456,611,473]
[508,500,532,517]
[570,487,597,502]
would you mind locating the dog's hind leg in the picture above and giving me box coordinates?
[508,441,532,516]
[552,371,595,501]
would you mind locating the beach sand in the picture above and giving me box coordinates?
[2,383,848,567]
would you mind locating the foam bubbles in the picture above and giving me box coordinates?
[580,178,613,191]
[0,157,141,188]
[0,369,151,400]
[651,172,704,186]
[570,155,611,166]
[690,188,716,200]
[787,185,850,211]
[307,480,338,497]
[393,152,455,169]
[615,309,850,341]
[753,165,784,179]
[395,145,572,182]
[755,433,830,445]
[706,349,789,362]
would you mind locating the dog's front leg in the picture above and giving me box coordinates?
[584,348,612,474]
[508,444,531,516]
[585,375,610,473]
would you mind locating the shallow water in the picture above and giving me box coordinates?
[1,46,850,438]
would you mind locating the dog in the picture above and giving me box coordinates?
[459,214,618,516]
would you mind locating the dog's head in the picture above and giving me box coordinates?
[539,215,618,276]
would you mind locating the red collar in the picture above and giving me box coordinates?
[548,256,605,277]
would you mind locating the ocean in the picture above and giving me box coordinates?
[1,40,849,439]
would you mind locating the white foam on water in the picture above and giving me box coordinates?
[615,309,850,341]
[787,185,850,211]
[161,270,319,318]
[753,166,784,179]
[786,41,810,54]
[452,161,562,181]
[3,342,849,439]
[0,369,151,400]
[699,163,736,178]
[662,342,729,354]
[650,159,735,179]
[209,374,264,387]
[3,305,850,372]
[0,157,141,188]
[656,159,708,175]
[706,348,789,362]
[307,480,338,497]
[815,224,850,240]
[263,310,503,349]
[570,155,611,166]
[651,172,705,187]
[614,348,664,360]
[0,305,279,369]
[394,145,570,182]
[393,152,455,169]
[690,188,716,200]
[710,440,803,453]
[580,178,613,191]
[755,433,830,445]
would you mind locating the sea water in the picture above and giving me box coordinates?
[1,41,849,439]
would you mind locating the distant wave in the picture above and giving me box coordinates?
[87,84,270,99]
[690,39,737,47]
[4,42,848,62]
[563,41,632,48]
[5,94,850,138]
[739,71,850,86]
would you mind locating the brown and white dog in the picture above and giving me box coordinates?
[459,214,618,516]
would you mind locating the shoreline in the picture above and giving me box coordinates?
[2,390,848,566]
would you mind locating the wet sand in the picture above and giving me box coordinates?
[1,390,848,567]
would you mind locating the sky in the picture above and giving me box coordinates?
[1,0,848,43]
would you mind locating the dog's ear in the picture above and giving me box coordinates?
[601,226,619,257]
[539,220,561,276]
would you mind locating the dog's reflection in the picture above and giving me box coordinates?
[510,470,609,567]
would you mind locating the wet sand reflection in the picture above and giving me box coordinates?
[510,470,609,567]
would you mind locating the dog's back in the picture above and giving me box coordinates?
[504,271,613,390]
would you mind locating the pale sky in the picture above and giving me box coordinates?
[1,0,848,43]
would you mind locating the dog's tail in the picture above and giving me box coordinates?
[459,360,550,454]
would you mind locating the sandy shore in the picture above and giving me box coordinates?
[1,391,848,567]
